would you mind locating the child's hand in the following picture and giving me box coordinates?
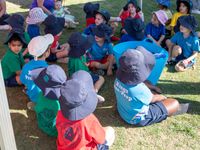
[182,59,189,66]
[107,69,113,76]
[84,62,89,67]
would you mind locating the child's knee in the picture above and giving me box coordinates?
[99,75,105,83]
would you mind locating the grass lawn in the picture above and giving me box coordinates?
[0,0,200,149]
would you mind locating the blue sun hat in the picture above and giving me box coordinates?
[30,64,67,99]
[156,0,170,8]
[116,47,155,85]
[59,70,98,121]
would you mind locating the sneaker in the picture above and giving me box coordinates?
[27,102,35,111]
[97,94,105,103]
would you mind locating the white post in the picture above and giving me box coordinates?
[0,61,17,150]
[138,0,143,10]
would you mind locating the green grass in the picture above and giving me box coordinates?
[1,0,200,150]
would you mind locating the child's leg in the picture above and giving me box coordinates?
[94,75,105,93]
[165,39,174,61]
[161,98,179,116]
[144,80,162,94]
[106,55,114,76]
[171,45,182,59]
[103,126,115,147]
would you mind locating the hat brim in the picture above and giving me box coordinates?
[68,35,94,58]
[26,15,47,25]
[44,17,65,36]
[179,18,195,34]
[4,30,27,47]
[30,67,63,100]
[94,10,109,23]
[59,88,98,121]
[116,47,155,85]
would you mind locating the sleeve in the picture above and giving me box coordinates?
[134,84,153,105]
[161,25,166,35]
[145,23,151,36]
[83,25,93,35]
[192,37,200,52]
[170,32,179,44]
[170,13,178,27]
[108,43,113,55]
[51,36,59,49]
[6,56,21,73]
[89,116,106,144]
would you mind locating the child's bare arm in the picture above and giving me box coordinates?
[157,35,165,45]
[183,51,198,65]
[151,94,167,103]
[22,48,28,56]
[15,70,21,76]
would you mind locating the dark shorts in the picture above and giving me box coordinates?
[97,140,109,150]
[135,102,168,127]
[90,72,100,84]
[4,75,18,87]
[46,53,57,62]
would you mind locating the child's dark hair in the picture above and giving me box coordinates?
[176,0,192,14]
[159,4,168,10]
[8,33,23,44]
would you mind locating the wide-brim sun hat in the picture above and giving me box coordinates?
[68,32,94,58]
[179,15,198,34]
[26,7,47,25]
[4,28,27,47]
[94,10,111,23]
[28,34,54,59]
[44,15,65,36]
[59,70,98,121]
[5,13,25,29]
[124,18,145,40]
[30,64,67,100]
[154,10,168,25]
[116,47,155,85]
[156,0,170,8]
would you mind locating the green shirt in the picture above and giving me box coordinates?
[68,55,89,77]
[1,48,25,79]
[34,92,60,137]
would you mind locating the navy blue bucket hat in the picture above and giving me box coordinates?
[68,32,94,58]
[83,2,100,18]
[92,23,112,41]
[124,18,145,41]
[59,70,98,121]
[44,15,65,36]
[4,28,27,47]
[179,15,198,34]
[116,46,155,85]
[94,10,111,23]
[5,13,25,30]
[30,64,67,100]
[156,0,170,8]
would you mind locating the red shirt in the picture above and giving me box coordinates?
[56,111,106,150]
[120,10,141,27]
[51,35,60,49]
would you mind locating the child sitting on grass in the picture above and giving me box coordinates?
[166,15,199,72]
[1,28,27,87]
[83,9,111,36]
[67,32,105,95]
[145,10,168,46]
[83,2,100,27]
[87,23,114,76]
[20,34,54,103]
[114,47,188,127]
[44,15,69,63]
[26,7,47,39]
[169,0,192,35]
[53,0,79,28]
[30,64,67,137]
[56,70,115,150]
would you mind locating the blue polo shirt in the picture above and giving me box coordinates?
[171,32,200,58]
[87,41,113,61]
[27,24,40,39]
[145,23,165,41]
[20,60,48,102]
[83,24,96,36]
[114,79,153,124]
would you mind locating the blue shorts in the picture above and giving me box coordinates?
[90,72,100,84]
[97,140,109,150]
[4,75,18,87]
[135,102,168,127]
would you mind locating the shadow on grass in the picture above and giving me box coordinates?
[159,80,200,95]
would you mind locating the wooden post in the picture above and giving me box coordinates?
[0,62,17,150]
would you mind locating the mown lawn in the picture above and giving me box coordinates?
[0,0,200,150]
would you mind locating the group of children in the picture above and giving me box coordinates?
[0,0,199,149]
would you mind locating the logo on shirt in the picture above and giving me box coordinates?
[186,42,192,47]
[64,127,75,141]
